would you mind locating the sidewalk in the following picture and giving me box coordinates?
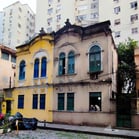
[37,121,139,138]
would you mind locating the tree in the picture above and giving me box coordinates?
[117,38,137,94]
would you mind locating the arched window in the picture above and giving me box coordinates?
[68,51,75,74]
[19,60,25,80]
[89,45,101,73]
[41,57,47,77]
[58,53,65,75]
[33,59,39,78]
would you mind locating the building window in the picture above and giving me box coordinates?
[58,53,65,75]
[19,60,25,80]
[114,6,120,14]
[131,14,138,22]
[89,92,101,111]
[56,14,61,22]
[67,93,74,111]
[40,94,45,109]
[132,27,138,34]
[89,45,101,73]
[115,31,120,38]
[34,59,39,78]
[58,93,65,110]
[32,94,38,109]
[130,1,138,9]
[18,95,24,109]
[1,51,9,60]
[41,57,47,77]
[68,51,75,74]
[114,19,120,25]
[11,56,16,63]
[48,8,53,15]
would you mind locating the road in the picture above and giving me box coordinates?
[0,129,128,139]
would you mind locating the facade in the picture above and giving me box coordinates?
[0,12,4,43]
[99,0,139,46]
[10,30,54,122]
[35,0,99,33]
[1,1,35,49]
[53,20,118,127]
[36,0,139,46]
[0,45,16,113]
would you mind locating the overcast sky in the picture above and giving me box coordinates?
[0,0,36,13]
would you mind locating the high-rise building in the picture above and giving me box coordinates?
[35,0,99,33]
[99,0,139,45]
[1,1,35,49]
[36,0,139,46]
[0,12,4,43]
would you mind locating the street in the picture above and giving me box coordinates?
[0,129,128,139]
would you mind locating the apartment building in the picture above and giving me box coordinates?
[36,0,139,46]
[0,12,4,43]
[35,0,99,33]
[99,0,139,45]
[1,1,35,49]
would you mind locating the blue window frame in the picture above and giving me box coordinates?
[41,57,47,77]
[32,94,38,109]
[58,93,65,110]
[40,94,45,109]
[89,45,101,73]
[67,93,74,111]
[68,51,75,74]
[19,60,25,80]
[58,52,65,75]
[18,95,24,109]
[34,59,39,78]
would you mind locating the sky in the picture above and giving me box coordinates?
[0,0,36,13]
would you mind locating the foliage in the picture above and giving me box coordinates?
[117,38,137,95]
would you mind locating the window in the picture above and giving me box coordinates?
[34,59,39,78]
[131,14,138,22]
[48,8,53,15]
[132,27,138,34]
[58,53,65,75]
[89,92,101,111]
[115,31,120,38]
[130,1,138,9]
[114,19,120,25]
[67,93,74,111]
[32,94,38,109]
[68,51,75,74]
[18,95,24,109]
[114,6,120,14]
[91,12,98,19]
[56,14,61,22]
[58,93,65,110]
[41,57,47,77]
[1,51,9,60]
[89,45,101,73]
[19,60,25,80]
[40,94,45,109]
[11,56,16,63]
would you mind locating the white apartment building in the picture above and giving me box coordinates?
[36,0,139,46]
[0,12,4,43]
[99,0,139,45]
[1,1,35,49]
[35,0,99,33]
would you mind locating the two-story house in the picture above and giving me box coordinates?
[11,29,54,122]
[52,20,118,127]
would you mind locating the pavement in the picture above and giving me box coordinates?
[37,121,139,139]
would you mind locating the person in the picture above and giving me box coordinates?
[95,105,100,111]
[90,105,96,111]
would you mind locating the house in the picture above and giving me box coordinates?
[10,29,54,122]
[52,20,118,127]
[0,45,16,114]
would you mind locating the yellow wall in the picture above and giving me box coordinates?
[12,35,54,122]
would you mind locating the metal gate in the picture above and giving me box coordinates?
[116,94,131,128]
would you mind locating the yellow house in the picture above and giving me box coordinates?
[12,29,54,122]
